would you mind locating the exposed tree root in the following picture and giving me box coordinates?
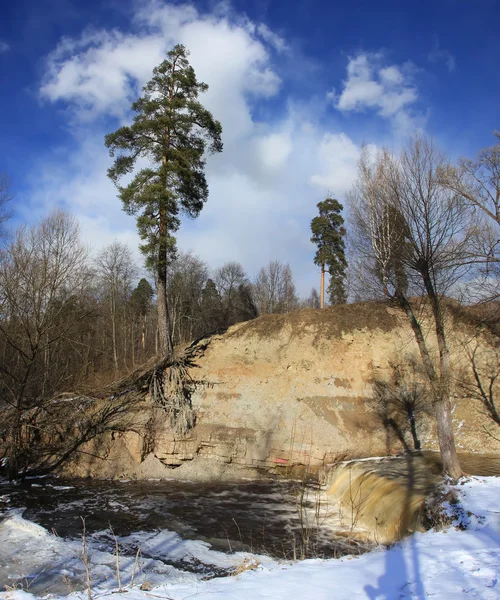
[1,338,212,479]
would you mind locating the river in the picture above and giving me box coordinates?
[0,451,498,595]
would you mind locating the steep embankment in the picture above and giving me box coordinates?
[64,301,500,480]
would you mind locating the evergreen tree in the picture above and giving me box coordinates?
[131,278,154,318]
[105,45,223,357]
[310,197,347,306]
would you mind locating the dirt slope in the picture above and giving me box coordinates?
[65,301,500,480]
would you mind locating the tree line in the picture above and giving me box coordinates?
[0,207,315,388]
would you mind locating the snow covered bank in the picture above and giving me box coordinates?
[1,477,500,599]
[0,510,272,596]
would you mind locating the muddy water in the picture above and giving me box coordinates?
[325,452,500,543]
[0,478,361,562]
[415,451,500,476]
[456,452,500,476]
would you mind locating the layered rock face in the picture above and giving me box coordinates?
[64,302,499,480]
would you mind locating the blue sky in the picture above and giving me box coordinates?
[0,0,499,295]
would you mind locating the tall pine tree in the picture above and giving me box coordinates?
[105,45,222,357]
[310,197,347,306]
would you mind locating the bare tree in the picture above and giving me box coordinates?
[166,252,209,344]
[441,132,500,229]
[213,262,257,328]
[349,135,475,478]
[130,278,155,359]
[96,242,138,374]
[303,287,321,309]
[253,260,298,315]
[440,132,500,301]
[0,210,94,479]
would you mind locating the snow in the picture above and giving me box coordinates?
[1,477,500,599]
[0,509,271,595]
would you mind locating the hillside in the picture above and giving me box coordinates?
[64,301,500,480]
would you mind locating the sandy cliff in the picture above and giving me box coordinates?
[64,301,500,480]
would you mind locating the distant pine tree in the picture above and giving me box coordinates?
[310,197,347,306]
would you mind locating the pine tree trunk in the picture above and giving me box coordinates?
[157,274,172,358]
[157,200,173,358]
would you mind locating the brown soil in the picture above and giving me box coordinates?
[228,300,403,341]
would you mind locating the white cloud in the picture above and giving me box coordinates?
[256,23,289,53]
[255,132,293,171]
[310,133,368,193]
[41,29,165,120]
[34,3,397,296]
[0,40,9,53]
[40,3,281,127]
[334,53,420,131]
[379,66,404,86]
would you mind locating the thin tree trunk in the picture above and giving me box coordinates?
[141,315,146,353]
[421,269,462,479]
[111,286,118,374]
[320,263,325,309]
[131,321,135,368]
[7,360,34,480]
[395,289,462,478]
[7,404,21,481]
[123,306,128,370]
[42,341,49,397]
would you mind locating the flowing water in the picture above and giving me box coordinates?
[0,476,365,594]
[1,452,498,595]
[0,477,336,556]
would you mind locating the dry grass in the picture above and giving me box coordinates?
[227,300,402,342]
[231,557,261,576]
